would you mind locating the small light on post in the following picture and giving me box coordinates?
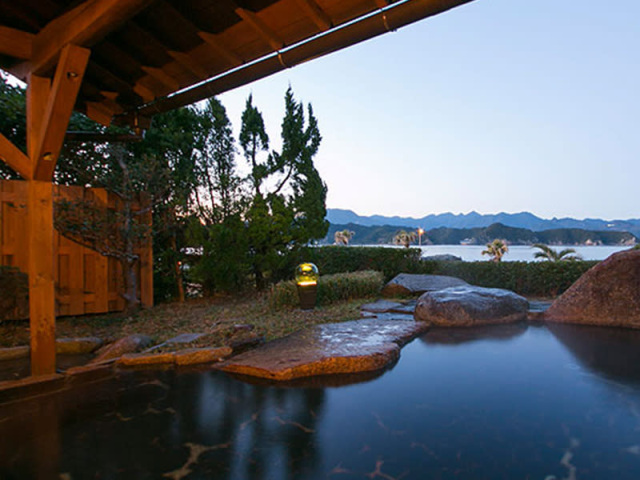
[418,228,424,246]
[295,263,319,310]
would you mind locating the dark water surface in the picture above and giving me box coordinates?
[3,324,640,479]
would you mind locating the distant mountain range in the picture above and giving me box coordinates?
[324,222,637,246]
[327,209,640,238]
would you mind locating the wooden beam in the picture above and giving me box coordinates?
[294,0,332,31]
[231,3,285,50]
[198,32,243,66]
[33,44,90,181]
[374,0,390,7]
[0,26,34,60]
[0,134,32,180]
[28,180,56,376]
[14,0,154,77]
[27,75,51,159]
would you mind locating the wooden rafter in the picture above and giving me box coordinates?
[374,0,391,7]
[33,44,91,181]
[0,26,34,60]
[230,2,285,50]
[127,23,201,83]
[141,66,181,91]
[11,0,154,78]
[168,51,209,79]
[198,32,244,67]
[0,134,32,180]
[294,0,333,31]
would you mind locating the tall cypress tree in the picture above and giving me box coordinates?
[241,87,328,289]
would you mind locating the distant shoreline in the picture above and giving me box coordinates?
[327,244,631,262]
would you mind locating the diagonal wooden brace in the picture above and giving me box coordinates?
[32,44,90,181]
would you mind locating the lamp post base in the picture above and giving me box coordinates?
[297,284,318,310]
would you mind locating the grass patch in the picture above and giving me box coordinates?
[0,293,367,348]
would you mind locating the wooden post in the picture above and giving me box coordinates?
[28,180,56,375]
[25,44,89,376]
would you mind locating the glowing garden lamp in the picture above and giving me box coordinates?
[295,263,319,310]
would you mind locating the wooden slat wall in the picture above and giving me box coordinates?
[0,180,152,319]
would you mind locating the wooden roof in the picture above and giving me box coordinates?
[0,0,473,128]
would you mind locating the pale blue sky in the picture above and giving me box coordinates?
[219,0,640,220]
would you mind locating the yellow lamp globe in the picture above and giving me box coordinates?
[295,263,319,286]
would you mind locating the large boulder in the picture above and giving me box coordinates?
[382,273,468,297]
[414,285,529,326]
[545,249,640,328]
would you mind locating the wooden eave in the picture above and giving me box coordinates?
[0,0,475,127]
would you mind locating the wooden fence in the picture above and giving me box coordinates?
[0,180,152,319]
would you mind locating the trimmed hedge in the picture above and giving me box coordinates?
[426,260,598,297]
[268,270,384,310]
[302,246,423,281]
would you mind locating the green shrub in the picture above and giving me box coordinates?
[0,266,28,321]
[268,270,384,309]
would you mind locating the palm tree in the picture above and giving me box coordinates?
[482,239,508,262]
[532,243,582,262]
[393,230,417,248]
[334,229,355,245]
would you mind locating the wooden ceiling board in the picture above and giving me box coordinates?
[137,1,204,53]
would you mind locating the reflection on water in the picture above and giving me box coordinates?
[3,325,640,479]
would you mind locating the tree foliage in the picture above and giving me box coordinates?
[394,230,417,248]
[482,239,509,262]
[334,229,355,245]
[532,243,582,262]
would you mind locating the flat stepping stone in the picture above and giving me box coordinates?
[165,333,206,344]
[90,334,153,364]
[118,352,176,367]
[220,318,429,381]
[0,346,29,361]
[146,332,208,353]
[382,273,469,297]
[175,347,232,366]
[389,300,417,314]
[56,337,103,354]
[528,300,552,321]
[529,301,552,313]
[360,300,406,313]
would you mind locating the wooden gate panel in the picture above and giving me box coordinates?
[0,180,152,319]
